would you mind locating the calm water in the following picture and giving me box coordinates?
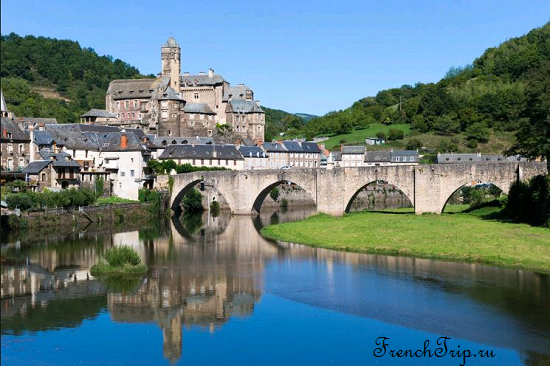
[1,208,549,366]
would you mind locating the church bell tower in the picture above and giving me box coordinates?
[161,37,181,89]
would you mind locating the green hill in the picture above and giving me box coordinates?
[299,22,550,156]
[1,33,151,123]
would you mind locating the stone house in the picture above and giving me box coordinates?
[22,151,81,190]
[158,144,244,170]
[80,109,118,124]
[435,153,528,164]
[1,117,31,175]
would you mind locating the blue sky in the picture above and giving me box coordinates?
[1,0,549,115]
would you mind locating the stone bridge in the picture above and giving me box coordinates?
[160,162,547,216]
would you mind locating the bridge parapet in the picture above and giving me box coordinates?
[160,161,547,216]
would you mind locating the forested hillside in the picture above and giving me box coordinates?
[297,22,549,158]
[1,33,151,122]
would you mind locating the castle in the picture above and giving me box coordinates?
[97,37,265,142]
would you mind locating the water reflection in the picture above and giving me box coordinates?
[1,207,549,365]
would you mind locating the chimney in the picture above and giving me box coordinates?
[255,100,261,107]
[29,126,35,163]
[212,147,217,158]
[208,68,214,77]
[199,71,205,76]
[121,134,128,149]
[2,128,6,138]
[183,72,190,77]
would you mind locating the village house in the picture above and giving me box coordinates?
[363,150,419,166]
[158,144,244,170]
[80,109,118,124]
[1,117,31,181]
[22,151,81,190]
[238,146,268,170]
[436,152,529,164]
[341,146,366,167]
[262,142,288,168]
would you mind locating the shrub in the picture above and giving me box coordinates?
[270,187,280,201]
[6,194,34,210]
[95,177,104,198]
[387,129,404,141]
[104,246,142,267]
[182,188,204,213]
[281,198,288,209]
[467,139,479,148]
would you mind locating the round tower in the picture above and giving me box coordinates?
[161,37,181,89]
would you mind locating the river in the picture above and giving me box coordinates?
[1,208,549,366]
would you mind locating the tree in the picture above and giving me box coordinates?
[182,188,204,213]
[433,115,460,135]
[507,61,550,168]
[406,139,422,150]
[465,122,491,143]
[376,132,386,140]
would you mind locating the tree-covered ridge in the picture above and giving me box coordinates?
[1,33,150,122]
[298,22,549,155]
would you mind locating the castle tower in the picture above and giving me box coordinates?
[161,37,181,89]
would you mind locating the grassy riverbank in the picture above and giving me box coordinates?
[261,206,550,273]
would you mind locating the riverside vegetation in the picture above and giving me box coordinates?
[262,175,550,273]
[90,246,147,275]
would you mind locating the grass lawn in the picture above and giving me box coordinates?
[323,123,411,149]
[261,207,550,273]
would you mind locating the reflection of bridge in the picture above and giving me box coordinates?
[163,162,547,215]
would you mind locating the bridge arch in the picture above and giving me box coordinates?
[170,179,204,213]
[440,179,510,214]
[344,180,414,213]
[251,178,316,214]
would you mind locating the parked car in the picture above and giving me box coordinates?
[280,165,292,169]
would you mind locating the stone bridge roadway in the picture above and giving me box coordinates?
[161,162,547,215]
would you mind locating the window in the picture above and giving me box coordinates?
[161,111,169,119]
[85,150,89,158]
[41,173,46,182]
[19,144,24,154]
[168,130,172,136]
[234,160,237,166]
[134,100,138,108]
[194,92,199,100]
[18,158,24,167]
[125,101,129,108]
[7,159,13,170]
[130,170,135,177]
[7,144,13,153]
[395,157,400,162]
[116,101,120,109]
[138,113,142,119]
[120,171,126,177]
[131,158,134,163]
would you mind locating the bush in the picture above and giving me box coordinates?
[270,187,280,201]
[5,194,34,210]
[406,138,422,150]
[210,200,220,217]
[104,246,142,267]
[182,188,204,213]
[387,129,404,141]
[467,139,479,148]
[376,132,386,140]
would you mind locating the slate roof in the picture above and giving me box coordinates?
[78,125,120,133]
[239,146,268,158]
[262,142,287,153]
[38,150,72,160]
[22,161,51,174]
[125,128,146,140]
[53,159,81,168]
[33,131,55,145]
[158,86,184,101]
[152,136,214,146]
[365,151,391,162]
[97,132,145,152]
[14,117,58,126]
[342,146,366,154]
[45,125,100,149]
[164,37,179,48]
[184,103,215,114]
[222,85,252,102]
[181,73,225,86]
[301,142,322,153]
[436,153,508,164]
[158,144,243,160]
[81,109,117,118]
[391,150,419,162]
[229,100,264,114]
[107,78,167,100]
[1,117,30,141]
[282,141,304,153]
